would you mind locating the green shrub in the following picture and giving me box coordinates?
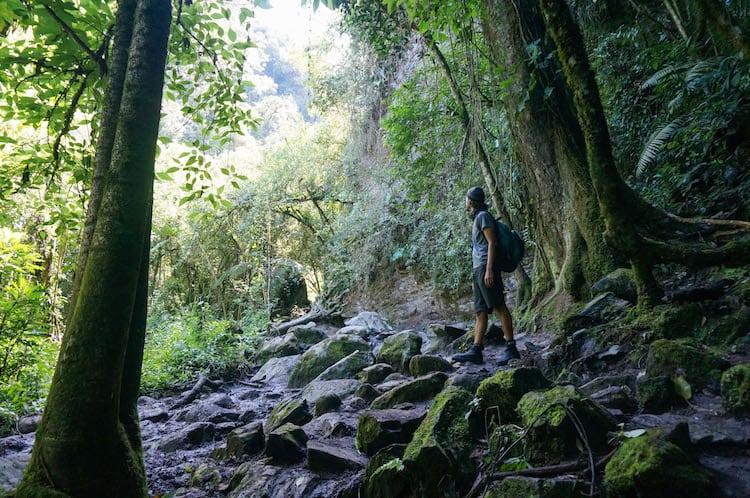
[0,229,58,434]
[141,304,260,394]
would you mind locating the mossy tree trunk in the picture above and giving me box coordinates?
[538,0,750,305]
[480,0,617,302]
[16,1,171,496]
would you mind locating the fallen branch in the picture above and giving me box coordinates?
[272,305,335,335]
[463,448,618,498]
[169,374,220,410]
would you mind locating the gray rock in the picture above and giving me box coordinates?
[249,355,301,387]
[16,414,41,434]
[265,423,308,465]
[408,354,453,377]
[300,379,363,406]
[358,363,395,384]
[306,440,367,471]
[345,311,392,335]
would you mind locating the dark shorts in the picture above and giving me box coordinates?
[473,265,506,313]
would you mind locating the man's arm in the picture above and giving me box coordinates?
[484,224,498,287]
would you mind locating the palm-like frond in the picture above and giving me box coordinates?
[640,63,686,90]
[635,117,686,178]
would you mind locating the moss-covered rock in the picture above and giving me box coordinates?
[517,385,617,465]
[475,367,551,425]
[312,350,372,382]
[721,363,750,417]
[253,333,303,366]
[287,322,328,346]
[287,334,370,388]
[369,371,448,409]
[591,267,637,303]
[363,443,407,497]
[645,339,729,389]
[636,375,679,413]
[212,421,264,461]
[484,476,592,498]
[400,387,476,497]
[264,423,308,465]
[604,429,713,497]
[355,408,427,456]
[357,363,395,384]
[408,354,453,377]
[488,424,524,463]
[265,397,312,434]
[376,330,422,373]
[364,455,411,498]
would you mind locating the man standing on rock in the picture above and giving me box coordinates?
[453,186,520,365]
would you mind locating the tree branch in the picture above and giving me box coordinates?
[42,4,107,75]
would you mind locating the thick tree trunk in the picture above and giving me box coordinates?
[538,0,662,304]
[480,0,617,302]
[16,1,171,496]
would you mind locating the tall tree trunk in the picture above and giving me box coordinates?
[16,1,171,496]
[480,0,617,302]
[538,0,662,304]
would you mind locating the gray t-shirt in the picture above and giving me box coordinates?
[472,211,497,269]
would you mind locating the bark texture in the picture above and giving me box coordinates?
[480,0,616,302]
[16,1,171,496]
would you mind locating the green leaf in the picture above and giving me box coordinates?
[673,375,693,401]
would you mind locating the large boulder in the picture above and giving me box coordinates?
[311,350,372,382]
[408,354,453,377]
[356,408,427,456]
[475,367,551,425]
[264,423,308,465]
[517,385,617,466]
[213,422,265,461]
[265,397,312,433]
[364,387,476,497]
[287,334,370,388]
[376,330,422,374]
[299,378,363,406]
[370,372,448,409]
[254,334,303,366]
[645,339,729,390]
[401,387,476,496]
[604,428,713,497]
[345,311,392,335]
[721,363,750,417]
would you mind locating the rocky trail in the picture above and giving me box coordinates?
[1,276,750,497]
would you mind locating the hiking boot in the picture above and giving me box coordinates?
[452,343,484,364]
[497,340,520,366]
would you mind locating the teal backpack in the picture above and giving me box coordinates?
[494,218,525,272]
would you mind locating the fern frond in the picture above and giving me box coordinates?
[640,64,680,90]
[684,59,717,91]
[635,117,686,178]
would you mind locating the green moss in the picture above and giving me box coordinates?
[475,367,551,424]
[287,335,369,388]
[604,430,713,497]
[376,330,422,373]
[402,387,475,496]
[517,385,616,465]
[645,339,729,388]
[721,364,750,417]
